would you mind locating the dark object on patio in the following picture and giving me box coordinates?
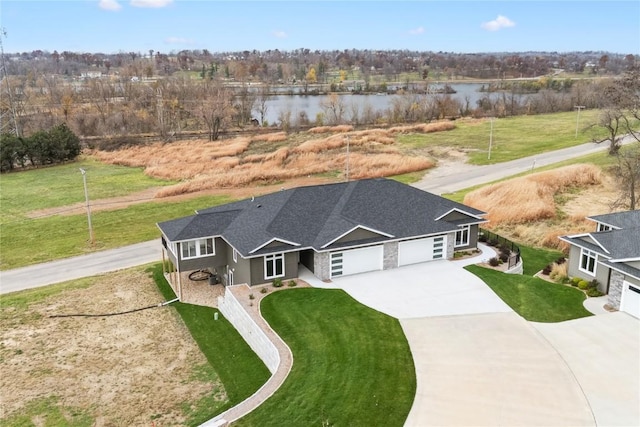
[189,269,213,281]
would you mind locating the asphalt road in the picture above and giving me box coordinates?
[0,138,628,294]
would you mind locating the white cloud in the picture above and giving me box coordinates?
[131,0,173,8]
[164,36,194,45]
[99,0,122,11]
[272,30,287,39]
[481,15,516,31]
[409,26,425,35]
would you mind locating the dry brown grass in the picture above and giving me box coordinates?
[250,132,288,142]
[95,125,445,196]
[463,164,602,225]
[308,125,354,133]
[388,122,456,134]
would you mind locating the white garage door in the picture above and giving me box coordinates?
[398,236,446,266]
[330,245,383,278]
[620,281,640,319]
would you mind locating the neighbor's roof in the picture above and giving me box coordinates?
[560,226,640,261]
[157,178,487,256]
[588,210,640,230]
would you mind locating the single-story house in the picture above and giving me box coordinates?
[157,178,487,299]
[559,210,640,318]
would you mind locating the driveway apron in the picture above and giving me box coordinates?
[532,312,640,427]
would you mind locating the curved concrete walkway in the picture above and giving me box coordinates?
[201,286,294,426]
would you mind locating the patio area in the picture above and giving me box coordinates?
[165,270,226,308]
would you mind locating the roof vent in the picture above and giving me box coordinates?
[256,204,262,208]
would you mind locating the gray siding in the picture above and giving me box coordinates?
[176,238,228,272]
[440,211,473,222]
[567,245,609,293]
[334,228,383,244]
[455,224,479,251]
[230,252,251,286]
[249,252,299,286]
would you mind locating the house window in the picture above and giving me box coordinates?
[265,253,285,279]
[455,226,470,247]
[233,248,238,263]
[181,238,214,259]
[579,248,597,275]
[597,223,612,232]
[433,236,444,259]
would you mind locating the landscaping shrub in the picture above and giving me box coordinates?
[587,288,604,297]
[287,280,297,287]
[260,287,268,294]
[571,277,582,286]
[478,234,487,243]
[542,264,553,275]
[489,257,500,267]
[578,280,589,290]
[589,279,600,289]
[555,257,566,265]
[272,278,283,288]
[499,253,509,263]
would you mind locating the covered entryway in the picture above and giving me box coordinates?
[398,236,446,266]
[620,281,640,318]
[330,245,383,278]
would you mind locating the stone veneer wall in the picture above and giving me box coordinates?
[217,287,279,374]
[446,233,455,259]
[313,252,331,281]
[383,242,399,269]
[607,270,624,310]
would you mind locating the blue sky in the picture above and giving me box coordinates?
[1,1,639,54]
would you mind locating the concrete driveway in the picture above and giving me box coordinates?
[302,248,639,426]
[533,312,640,427]
[305,245,512,319]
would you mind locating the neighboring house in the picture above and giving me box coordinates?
[559,210,640,318]
[157,178,487,299]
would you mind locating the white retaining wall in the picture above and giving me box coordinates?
[217,287,279,374]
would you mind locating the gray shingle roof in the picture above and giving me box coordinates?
[590,227,640,260]
[157,178,487,257]
[588,210,640,229]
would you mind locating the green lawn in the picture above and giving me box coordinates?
[466,265,592,322]
[150,264,271,425]
[236,288,416,427]
[0,157,175,222]
[398,110,607,165]
[0,194,232,269]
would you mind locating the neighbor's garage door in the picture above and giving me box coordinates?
[620,281,640,319]
[330,245,383,278]
[398,236,446,266]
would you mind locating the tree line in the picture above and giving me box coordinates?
[0,123,80,172]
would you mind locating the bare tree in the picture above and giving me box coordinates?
[320,93,345,125]
[195,80,235,141]
[255,84,270,126]
[610,144,640,210]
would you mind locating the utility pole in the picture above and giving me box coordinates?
[574,105,585,138]
[80,168,95,245]
[0,27,20,136]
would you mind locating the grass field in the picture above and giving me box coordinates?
[397,110,605,165]
[466,265,592,322]
[0,194,232,269]
[237,288,416,427]
[0,157,174,222]
[151,264,270,424]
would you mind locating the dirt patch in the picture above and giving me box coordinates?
[26,175,337,218]
[0,267,226,425]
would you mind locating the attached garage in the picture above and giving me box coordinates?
[620,281,640,319]
[398,236,446,266]
[330,245,383,278]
